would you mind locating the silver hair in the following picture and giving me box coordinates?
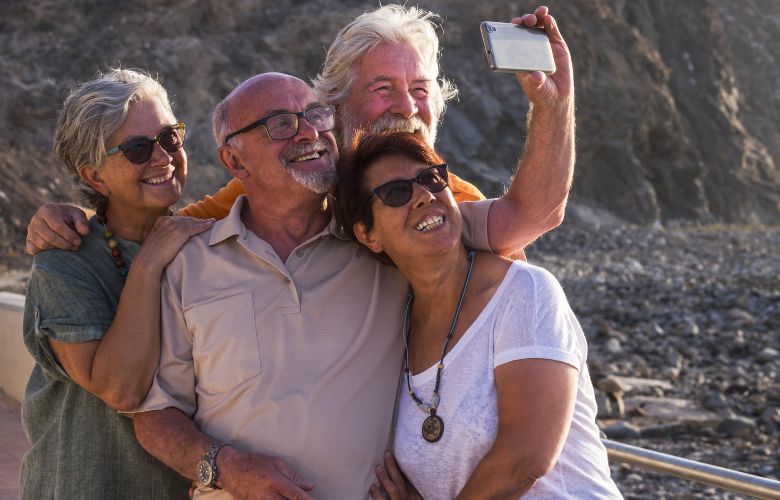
[53,68,174,210]
[312,4,458,120]
[212,95,232,147]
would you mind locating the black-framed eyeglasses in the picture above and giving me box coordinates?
[223,105,335,145]
[366,164,449,209]
[106,123,186,165]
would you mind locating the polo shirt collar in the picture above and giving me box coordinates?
[209,194,351,246]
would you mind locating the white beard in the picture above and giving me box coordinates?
[282,138,338,194]
[339,105,438,152]
[286,161,338,194]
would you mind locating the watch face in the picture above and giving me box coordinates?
[197,459,213,486]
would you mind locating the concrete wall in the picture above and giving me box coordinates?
[0,293,32,403]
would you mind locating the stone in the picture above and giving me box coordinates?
[758,407,780,432]
[726,308,755,325]
[610,392,626,419]
[717,416,757,438]
[625,396,720,426]
[639,423,688,438]
[597,376,672,396]
[602,421,642,440]
[757,347,780,363]
[701,391,730,411]
[595,391,613,419]
[605,338,623,354]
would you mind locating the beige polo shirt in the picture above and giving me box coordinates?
[138,195,492,499]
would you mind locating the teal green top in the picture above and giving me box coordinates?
[21,216,188,499]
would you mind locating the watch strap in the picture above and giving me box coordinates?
[202,440,227,489]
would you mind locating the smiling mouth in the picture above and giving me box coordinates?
[290,150,324,163]
[415,215,444,232]
[142,171,174,185]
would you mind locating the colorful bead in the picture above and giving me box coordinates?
[98,213,128,278]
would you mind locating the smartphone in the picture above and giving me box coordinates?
[480,21,556,74]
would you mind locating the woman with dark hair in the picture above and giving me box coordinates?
[336,131,621,499]
[21,69,210,498]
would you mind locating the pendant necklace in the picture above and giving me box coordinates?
[402,250,475,443]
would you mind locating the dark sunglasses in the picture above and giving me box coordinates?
[223,105,335,145]
[106,123,186,165]
[367,164,449,208]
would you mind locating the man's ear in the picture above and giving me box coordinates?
[353,221,384,254]
[218,145,249,180]
[78,165,110,196]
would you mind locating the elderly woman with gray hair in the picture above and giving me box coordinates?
[20,68,211,498]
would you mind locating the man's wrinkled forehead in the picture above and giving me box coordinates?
[357,42,438,82]
[236,75,318,118]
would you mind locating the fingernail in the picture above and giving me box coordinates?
[385,451,392,457]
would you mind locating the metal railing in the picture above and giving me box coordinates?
[604,439,780,499]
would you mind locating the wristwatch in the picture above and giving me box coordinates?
[196,441,227,489]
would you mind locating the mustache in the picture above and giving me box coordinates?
[282,138,334,162]
[369,114,430,135]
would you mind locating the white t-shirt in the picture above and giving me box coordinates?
[393,261,622,499]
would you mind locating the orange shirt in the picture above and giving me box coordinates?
[177,172,486,219]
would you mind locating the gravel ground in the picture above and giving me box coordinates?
[528,222,780,499]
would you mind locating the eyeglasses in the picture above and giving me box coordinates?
[367,164,449,208]
[106,123,186,165]
[223,105,335,145]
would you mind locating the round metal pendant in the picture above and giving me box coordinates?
[422,414,444,443]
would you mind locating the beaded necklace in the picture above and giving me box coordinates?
[96,213,128,278]
[402,250,475,443]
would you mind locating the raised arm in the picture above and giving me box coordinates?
[487,6,575,256]
[46,216,212,410]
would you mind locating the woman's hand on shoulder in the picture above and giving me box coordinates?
[135,216,214,272]
[370,450,423,500]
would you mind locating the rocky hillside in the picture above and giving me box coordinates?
[0,0,779,267]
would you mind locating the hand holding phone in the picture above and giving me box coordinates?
[480,21,556,74]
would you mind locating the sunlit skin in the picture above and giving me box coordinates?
[339,43,438,134]
[356,155,463,263]
[79,97,186,242]
[220,75,339,199]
